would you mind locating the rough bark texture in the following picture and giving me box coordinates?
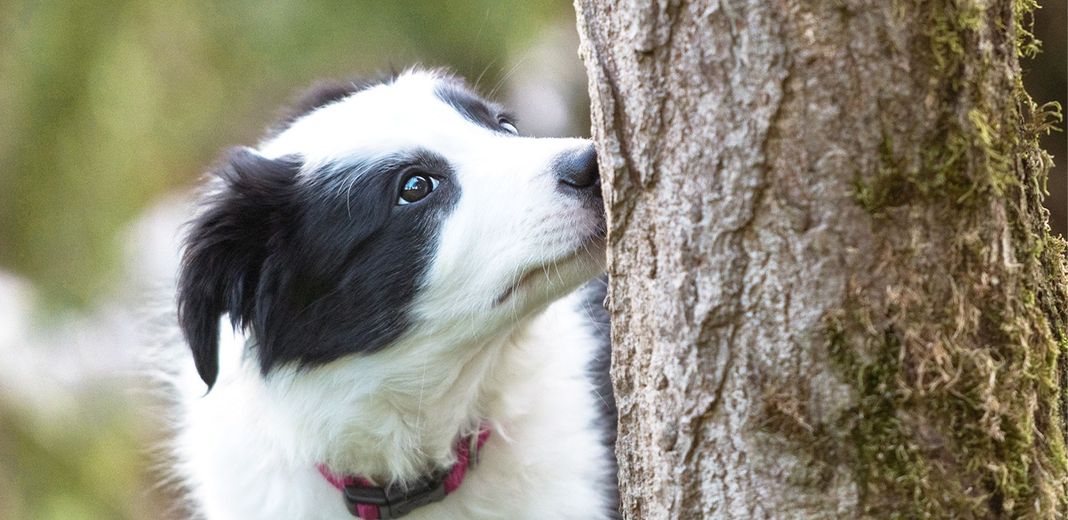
[574,0,1068,517]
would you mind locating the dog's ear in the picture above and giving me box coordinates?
[177,147,299,390]
[282,80,361,124]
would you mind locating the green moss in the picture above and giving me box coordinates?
[855,0,1024,214]
[826,319,930,517]
[835,0,1068,517]
[1014,0,1043,59]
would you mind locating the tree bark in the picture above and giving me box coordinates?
[574,0,1068,518]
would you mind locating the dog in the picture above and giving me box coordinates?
[165,69,618,519]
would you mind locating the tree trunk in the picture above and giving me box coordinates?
[574,0,1068,517]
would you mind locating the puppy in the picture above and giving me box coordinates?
[168,69,617,519]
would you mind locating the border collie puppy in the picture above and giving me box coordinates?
[167,69,617,519]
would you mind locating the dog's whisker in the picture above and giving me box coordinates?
[488,55,530,99]
[416,357,429,432]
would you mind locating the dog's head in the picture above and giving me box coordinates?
[178,70,604,389]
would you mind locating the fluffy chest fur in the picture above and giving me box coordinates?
[173,292,614,519]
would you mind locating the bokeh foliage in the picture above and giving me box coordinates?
[0,391,148,519]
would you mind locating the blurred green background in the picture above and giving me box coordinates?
[0,1,1063,519]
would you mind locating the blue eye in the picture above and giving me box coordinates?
[398,173,438,205]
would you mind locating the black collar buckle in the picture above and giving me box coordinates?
[343,468,448,519]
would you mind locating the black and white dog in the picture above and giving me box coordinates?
[167,69,617,519]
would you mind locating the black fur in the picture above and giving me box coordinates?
[283,80,363,123]
[275,73,512,139]
[276,73,399,129]
[579,276,619,518]
[434,80,514,135]
[177,148,301,388]
[178,148,459,388]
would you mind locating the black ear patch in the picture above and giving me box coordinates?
[177,148,299,389]
[435,80,508,134]
[276,72,400,129]
[280,80,363,125]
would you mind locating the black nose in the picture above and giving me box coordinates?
[556,144,599,190]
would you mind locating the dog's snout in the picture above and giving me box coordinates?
[556,144,599,190]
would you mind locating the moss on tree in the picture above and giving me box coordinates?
[836,0,1068,516]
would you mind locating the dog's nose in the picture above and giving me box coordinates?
[557,144,599,190]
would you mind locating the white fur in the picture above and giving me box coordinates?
[164,70,615,519]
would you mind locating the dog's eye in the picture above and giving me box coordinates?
[398,172,438,205]
[498,117,518,136]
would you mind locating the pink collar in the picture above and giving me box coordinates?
[317,426,491,519]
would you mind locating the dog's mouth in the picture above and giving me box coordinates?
[494,234,605,306]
